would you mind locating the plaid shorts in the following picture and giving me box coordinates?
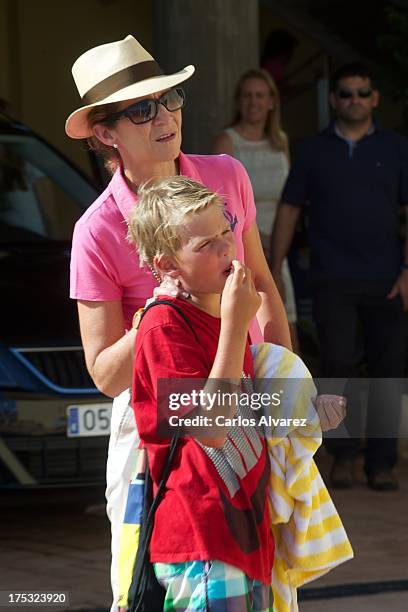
[154,560,273,611]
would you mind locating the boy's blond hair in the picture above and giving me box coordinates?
[127,176,224,268]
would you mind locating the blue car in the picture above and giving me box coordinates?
[0,111,112,488]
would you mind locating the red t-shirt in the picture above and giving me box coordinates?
[132,297,274,584]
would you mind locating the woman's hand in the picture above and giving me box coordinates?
[312,394,347,432]
[145,276,190,307]
[221,260,261,329]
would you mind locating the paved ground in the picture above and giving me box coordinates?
[0,450,407,611]
[0,487,111,611]
[299,446,408,610]
[301,591,408,612]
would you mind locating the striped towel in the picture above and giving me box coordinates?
[251,343,354,612]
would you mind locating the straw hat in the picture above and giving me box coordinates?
[65,34,195,139]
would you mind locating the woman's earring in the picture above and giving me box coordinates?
[113,143,118,149]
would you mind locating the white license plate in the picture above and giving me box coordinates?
[66,403,112,437]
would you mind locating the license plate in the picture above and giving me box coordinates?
[66,403,112,437]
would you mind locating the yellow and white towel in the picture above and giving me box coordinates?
[252,343,353,612]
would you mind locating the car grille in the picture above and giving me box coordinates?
[0,435,108,486]
[13,347,95,391]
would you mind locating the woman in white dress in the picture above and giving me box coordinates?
[213,68,298,350]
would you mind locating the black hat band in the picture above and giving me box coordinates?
[82,60,163,105]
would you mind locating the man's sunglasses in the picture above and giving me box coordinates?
[336,87,373,99]
[104,87,185,125]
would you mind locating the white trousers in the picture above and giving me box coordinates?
[105,388,139,612]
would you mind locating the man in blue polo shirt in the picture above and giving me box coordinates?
[270,62,408,491]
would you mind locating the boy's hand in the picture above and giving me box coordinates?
[312,394,347,431]
[221,260,261,329]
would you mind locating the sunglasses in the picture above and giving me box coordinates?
[336,87,373,99]
[104,87,185,125]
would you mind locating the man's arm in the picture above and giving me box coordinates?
[242,222,291,349]
[387,205,408,309]
[269,203,302,297]
[402,205,408,271]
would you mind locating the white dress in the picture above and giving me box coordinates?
[225,128,297,323]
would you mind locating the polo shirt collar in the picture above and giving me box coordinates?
[110,163,137,220]
[334,121,375,142]
[327,119,378,160]
[111,152,198,220]
[178,151,201,181]
[327,119,378,139]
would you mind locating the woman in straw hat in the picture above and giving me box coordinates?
[66,34,290,610]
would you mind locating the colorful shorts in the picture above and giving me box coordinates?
[154,560,273,611]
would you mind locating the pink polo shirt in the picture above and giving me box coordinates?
[70,152,263,342]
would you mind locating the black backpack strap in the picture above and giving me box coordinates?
[141,299,199,342]
[128,432,180,611]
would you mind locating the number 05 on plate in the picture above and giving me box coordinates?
[67,403,112,437]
